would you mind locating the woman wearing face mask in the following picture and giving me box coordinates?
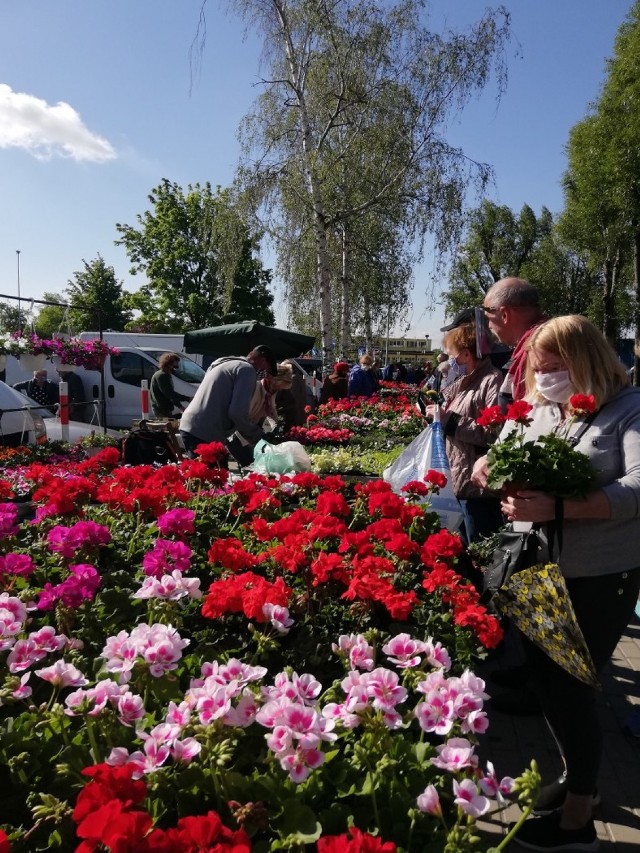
[425,322,503,543]
[491,315,640,852]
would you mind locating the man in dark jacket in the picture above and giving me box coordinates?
[13,369,59,414]
[149,353,192,419]
[179,345,278,465]
[55,366,89,422]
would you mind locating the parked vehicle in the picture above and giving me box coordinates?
[0,381,46,446]
[78,332,204,367]
[3,349,205,430]
[16,392,122,443]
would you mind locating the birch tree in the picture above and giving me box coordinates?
[212,0,510,362]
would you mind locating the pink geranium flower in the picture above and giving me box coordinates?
[35,660,88,688]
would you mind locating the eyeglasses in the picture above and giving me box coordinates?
[482,305,501,315]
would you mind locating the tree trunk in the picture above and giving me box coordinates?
[602,250,620,345]
[339,224,351,359]
[633,222,640,387]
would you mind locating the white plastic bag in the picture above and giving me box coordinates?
[383,411,464,532]
[252,439,312,474]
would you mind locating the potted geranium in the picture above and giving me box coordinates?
[479,397,597,498]
[78,431,122,457]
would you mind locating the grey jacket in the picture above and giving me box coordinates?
[518,387,640,577]
[180,357,265,445]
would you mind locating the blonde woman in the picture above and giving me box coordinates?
[481,316,640,852]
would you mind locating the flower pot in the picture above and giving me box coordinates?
[502,482,530,499]
[51,355,73,373]
[19,353,47,372]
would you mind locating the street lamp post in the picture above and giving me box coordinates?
[16,250,21,328]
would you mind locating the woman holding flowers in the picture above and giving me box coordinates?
[425,322,503,544]
[475,315,640,852]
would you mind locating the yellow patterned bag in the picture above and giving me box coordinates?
[492,563,599,689]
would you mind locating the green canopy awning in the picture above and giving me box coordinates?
[183,321,316,360]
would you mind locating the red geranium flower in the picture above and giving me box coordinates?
[476,405,506,428]
[569,393,596,415]
[505,400,533,424]
[424,469,447,489]
[318,826,396,853]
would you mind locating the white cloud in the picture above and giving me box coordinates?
[0,83,116,162]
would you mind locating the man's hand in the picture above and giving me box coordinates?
[471,455,489,488]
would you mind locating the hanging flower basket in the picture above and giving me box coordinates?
[49,337,119,370]
[19,352,47,372]
[0,331,54,360]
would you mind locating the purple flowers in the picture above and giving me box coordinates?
[0,503,19,539]
[47,521,111,559]
[36,564,101,611]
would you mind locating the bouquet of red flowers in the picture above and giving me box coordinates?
[478,395,597,498]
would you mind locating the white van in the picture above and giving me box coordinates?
[78,332,204,367]
[3,349,205,430]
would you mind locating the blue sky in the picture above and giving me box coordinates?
[0,0,632,343]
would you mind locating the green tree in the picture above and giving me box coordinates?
[0,301,26,334]
[590,0,640,372]
[559,114,631,344]
[115,180,274,332]
[445,201,601,322]
[65,255,132,332]
[221,0,510,361]
[33,293,68,339]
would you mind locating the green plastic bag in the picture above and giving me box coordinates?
[252,439,311,474]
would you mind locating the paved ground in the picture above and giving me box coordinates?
[475,611,640,851]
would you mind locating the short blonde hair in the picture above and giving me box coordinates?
[525,315,628,408]
[271,362,294,389]
[359,353,373,366]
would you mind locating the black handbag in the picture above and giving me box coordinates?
[481,524,550,604]
[121,423,182,466]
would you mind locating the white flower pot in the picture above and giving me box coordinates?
[19,353,47,372]
[50,355,70,370]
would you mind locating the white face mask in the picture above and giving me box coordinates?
[534,369,574,403]
[361,364,371,371]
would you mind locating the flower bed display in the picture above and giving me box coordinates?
[0,443,536,852]
[295,395,425,451]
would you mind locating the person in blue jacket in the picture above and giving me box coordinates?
[348,353,379,397]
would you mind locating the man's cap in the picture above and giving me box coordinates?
[440,307,475,332]
[251,345,278,376]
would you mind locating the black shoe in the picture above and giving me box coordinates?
[490,663,530,689]
[490,687,541,716]
[510,813,599,851]
[533,772,601,816]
